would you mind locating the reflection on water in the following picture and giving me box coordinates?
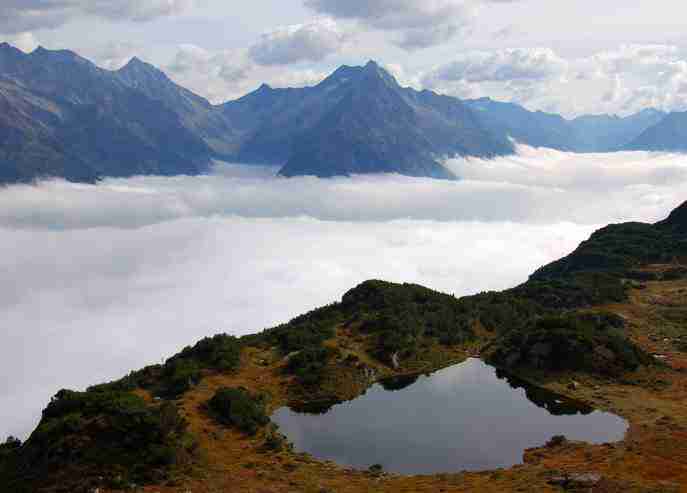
[379,373,420,392]
[496,370,594,416]
[272,358,627,474]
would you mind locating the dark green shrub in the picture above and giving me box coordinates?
[208,387,269,435]
[43,388,147,419]
[130,334,244,398]
[87,335,242,400]
[160,359,202,397]
[2,388,195,492]
[0,436,21,469]
[380,374,419,391]
[260,304,342,353]
[254,280,479,364]
[0,436,21,452]
[545,435,568,448]
[286,346,336,386]
[489,312,650,375]
[172,334,241,371]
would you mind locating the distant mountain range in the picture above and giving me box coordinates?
[625,111,687,152]
[464,99,666,152]
[0,43,683,184]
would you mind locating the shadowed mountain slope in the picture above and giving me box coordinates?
[0,44,213,183]
[278,62,513,178]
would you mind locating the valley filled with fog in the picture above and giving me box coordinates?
[3,145,687,440]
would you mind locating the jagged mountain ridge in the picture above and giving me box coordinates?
[0,43,213,183]
[0,47,515,182]
[0,42,682,184]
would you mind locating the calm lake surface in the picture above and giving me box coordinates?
[272,358,627,474]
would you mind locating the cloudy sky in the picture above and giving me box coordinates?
[2,0,687,116]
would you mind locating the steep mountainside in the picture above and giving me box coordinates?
[0,43,213,183]
[115,57,239,157]
[221,66,360,165]
[625,111,687,151]
[5,201,687,492]
[279,62,513,178]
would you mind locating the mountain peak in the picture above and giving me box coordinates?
[0,42,25,59]
[29,45,91,66]
[359,60,399,89]
[120,56,161,74]
[117,56,171,86]
[125,56,145,66]
[362,60,386,77]
[32,45,48,54]
[31,46,76,58]
[315,61,400,91]
[317,64,363,88]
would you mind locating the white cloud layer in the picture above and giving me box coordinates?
[422,44,687,116]
[249,18,349,66]
[2,147,687,441]
[1,148,686,231]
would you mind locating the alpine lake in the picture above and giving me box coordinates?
[272,358,627,475]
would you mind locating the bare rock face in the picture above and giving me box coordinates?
[391,352,400,369]
[549,472,603,489]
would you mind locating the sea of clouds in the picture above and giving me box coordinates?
[3,145,687,440]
